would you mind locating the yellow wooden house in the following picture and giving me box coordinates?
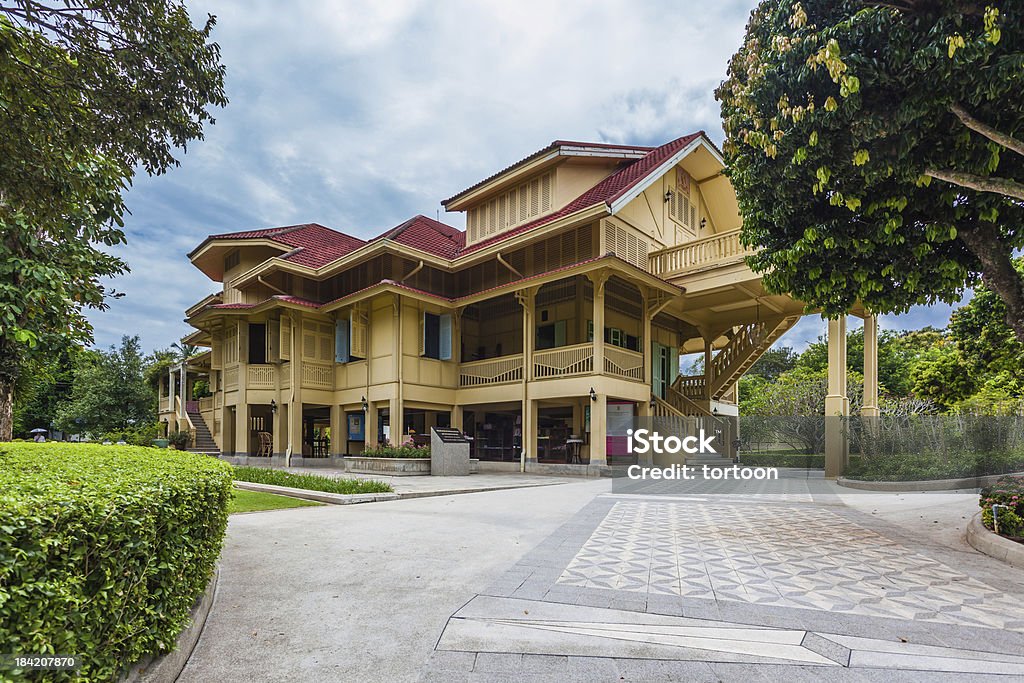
[160,132,878,475]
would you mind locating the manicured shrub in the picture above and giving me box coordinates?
[0,442,233,681]
[845,450,1024,481]
[360,443,430,459]
[739,452,825,469]
[980,475,1024,537]
[98,421,162,447]
[232,466,392,494]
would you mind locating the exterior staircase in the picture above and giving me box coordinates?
[186,405,219,455]
[650,395,734,467]
[707,315,801,399]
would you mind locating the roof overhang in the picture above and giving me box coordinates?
[443,142,651,212]
[189,238,291,281]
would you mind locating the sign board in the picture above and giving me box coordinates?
[432,427,469,444]
[347,413,365,441]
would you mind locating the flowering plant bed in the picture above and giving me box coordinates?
[980,475,1024,539]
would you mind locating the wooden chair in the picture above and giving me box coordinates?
[257,431,273,458]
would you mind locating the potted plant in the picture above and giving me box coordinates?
[168,430,192,450]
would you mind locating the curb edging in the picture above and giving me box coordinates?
[837,471,1024,492]
[966,511,1024,569]
[233,480,399,505]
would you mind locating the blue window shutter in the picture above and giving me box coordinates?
[335,318,350,363]
[439,314,452,361]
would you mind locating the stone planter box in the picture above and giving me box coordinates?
[342,456,431,476]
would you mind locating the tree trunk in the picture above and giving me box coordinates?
[959,224,1024,341]
[0,375,13,442]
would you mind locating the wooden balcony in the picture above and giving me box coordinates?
[648,228,752,279]
[459,356,523,387]
[247,364,276,390]
[603,346,644,382]
[534,344,593,379]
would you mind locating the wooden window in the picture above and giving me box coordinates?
[421,311,452,360]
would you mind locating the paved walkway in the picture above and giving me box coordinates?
[181,472,1024,681]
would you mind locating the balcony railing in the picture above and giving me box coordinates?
[674,374,706,399]
[534,343,593,379]
[460,355,523,387]
[603,346,644,382]
[247,364,276,390]
[198,396,214,413]
[648,228,752,278]
[302,362,333,390]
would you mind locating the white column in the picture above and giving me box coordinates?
[824,316,850,478]
[861,315,880,417]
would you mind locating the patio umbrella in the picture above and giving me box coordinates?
[29,428,48,434]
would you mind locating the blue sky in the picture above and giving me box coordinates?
[86,0,963,353]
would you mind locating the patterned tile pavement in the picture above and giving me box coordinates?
[557,500,1024,632]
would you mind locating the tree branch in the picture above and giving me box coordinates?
[926,168,1024,201]
[958,223,1024,341]
[951,103,1024,158]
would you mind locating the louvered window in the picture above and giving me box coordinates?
[603,221,650,271]
[466,171,556,245]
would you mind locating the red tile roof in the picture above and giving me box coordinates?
[370,215,465,259]
[199,223,366,268]
[194,133,707,269]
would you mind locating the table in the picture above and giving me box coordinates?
[565,438,584,464]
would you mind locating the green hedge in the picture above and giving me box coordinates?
[739,452,825,469]
[0,442,233,681]
[845,450,1024,481]
[232,466,393,494]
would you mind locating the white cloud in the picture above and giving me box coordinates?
[87,0,958,351]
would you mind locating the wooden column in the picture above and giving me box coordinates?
[389,397,404,445]
[591,273,607,378]
[517,288,537,470]
[642,293,653,394]
[824,316,850,478]
[234,402,249,457]
[287,314,304,463]
[330,404,343,457]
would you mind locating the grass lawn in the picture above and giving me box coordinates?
[232,466,393,494]
[228,487,323,514]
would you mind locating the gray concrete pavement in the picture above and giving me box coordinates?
[181,473,1024,682]
[179,477,608,683]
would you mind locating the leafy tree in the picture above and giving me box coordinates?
[795,326,934,396]
[0,1,227,440]
[948,258,1024,384]
[56,336,155,436]
[12,339,79,437]
[747,346,799,380]
[718,1,1024,339]
[908,340,976,409]
[743,366,864,453]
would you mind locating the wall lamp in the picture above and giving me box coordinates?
[663,190,673,203]
[589,387,597,402]
[270,399,277,414]
[649,397,657,409]
[712,407,719,416]
[700,217,707,229]
[361,396,368,412]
